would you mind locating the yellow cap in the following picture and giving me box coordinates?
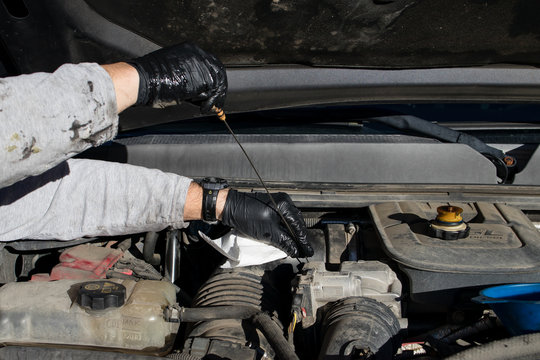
[436,206,463,223]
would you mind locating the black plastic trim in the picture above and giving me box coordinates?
[120,66,540,130]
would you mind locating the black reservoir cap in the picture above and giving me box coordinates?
[78,281,126,310]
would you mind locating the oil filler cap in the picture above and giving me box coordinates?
[429,206,470,240]
[78,281,126,310]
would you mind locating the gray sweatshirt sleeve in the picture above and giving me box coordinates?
[0,63,118,188]
[0,159,193,241]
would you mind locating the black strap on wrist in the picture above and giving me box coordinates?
[201,177,229,222]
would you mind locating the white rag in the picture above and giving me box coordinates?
[198,230,288,268]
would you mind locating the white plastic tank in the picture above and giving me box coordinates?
[0,279,179,355]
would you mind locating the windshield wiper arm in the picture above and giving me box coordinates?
[368,115,515,183]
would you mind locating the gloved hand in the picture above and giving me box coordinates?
[128,42,227,112]
[221,190,314,258]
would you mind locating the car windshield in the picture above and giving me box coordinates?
[85,0,540,68]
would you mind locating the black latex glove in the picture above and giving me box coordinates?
[128,42,227,112]
[221,190,314,258]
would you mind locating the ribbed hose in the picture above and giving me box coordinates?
[166,352,202,360]
[179,305,259,322]
[319,297,400,360]
[185,269,287,359]
[193,270,279,312]
[444,333,540,360]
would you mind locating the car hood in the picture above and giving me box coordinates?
[3,0,540,70]
[2,0,540,132]
[79,0,540,69]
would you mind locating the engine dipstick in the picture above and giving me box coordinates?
[211,106,306,262]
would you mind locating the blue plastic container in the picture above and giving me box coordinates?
[473,283,540,335]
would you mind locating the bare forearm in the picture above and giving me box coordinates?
[101,62,139,113]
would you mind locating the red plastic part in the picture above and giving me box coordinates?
[31,244,123,281]
[118,269,133,276]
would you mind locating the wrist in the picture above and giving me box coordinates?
[201,177,229,222]
[183,182,203,221]
[216,188,230,221]
[182,181,230,222]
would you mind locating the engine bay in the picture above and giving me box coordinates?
[1,199,539,359]
[2,1,540,357]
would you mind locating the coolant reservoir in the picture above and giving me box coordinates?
[0,279,178,355]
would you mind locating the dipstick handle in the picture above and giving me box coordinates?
[211,106,226,121]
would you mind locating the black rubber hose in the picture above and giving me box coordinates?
[179,306,298,360]
[252,312,300,360]
[143,231,161,265]
[442,316,499,344]
[179,305,260,322]
[444,333,540,360]
[426,324,464,341]
[370,115,505,160]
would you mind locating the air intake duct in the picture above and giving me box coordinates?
[319,297,401,360]
[183,269,286,360]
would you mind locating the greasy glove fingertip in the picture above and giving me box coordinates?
[278,232,300,258]
[292,228,313,258]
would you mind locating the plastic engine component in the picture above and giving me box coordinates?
[293,261,403,328]
[370,202,540,294]
[0,346,175,360]
[183,269,282,360]
[0,279,179,355]
[319,297,401,360]
[78,281,126,310]
[473,283,540,335]
[31,244,123,281]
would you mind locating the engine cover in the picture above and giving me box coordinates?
[370,202,540,296]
